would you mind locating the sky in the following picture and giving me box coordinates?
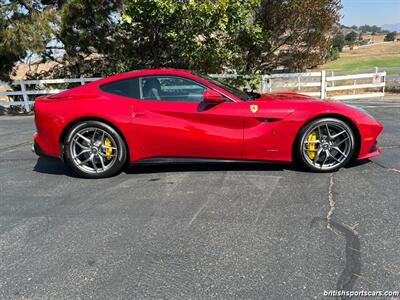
[341,0,400,26]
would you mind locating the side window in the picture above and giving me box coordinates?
[100,77,140,99]
[140,76,206,102]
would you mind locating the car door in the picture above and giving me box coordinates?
[130,75,244,160]
[243,99,296,161]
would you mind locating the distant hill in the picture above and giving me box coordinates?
[382,23,400,32]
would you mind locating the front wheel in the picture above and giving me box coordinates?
[64,121,127,178]
[296,118,355,172]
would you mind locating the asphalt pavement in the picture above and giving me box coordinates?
[0,98,399,299]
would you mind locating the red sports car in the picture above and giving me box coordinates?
[33,68,383,178]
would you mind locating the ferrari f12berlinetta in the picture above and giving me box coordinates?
[33,69,383,178]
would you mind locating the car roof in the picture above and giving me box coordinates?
[97,68,194,85]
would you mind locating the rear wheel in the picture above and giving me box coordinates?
[64,121,127,178]
[296,118,355,172]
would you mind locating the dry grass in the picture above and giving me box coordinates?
[361,33,400,44]
[12,61,60,80]
[341,41,400,58]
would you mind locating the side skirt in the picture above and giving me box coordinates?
[132,157,290,166]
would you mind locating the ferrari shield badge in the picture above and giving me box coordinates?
[250,105,258,113]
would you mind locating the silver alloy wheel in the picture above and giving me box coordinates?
[69,127,118,174]
[301,121,353,171]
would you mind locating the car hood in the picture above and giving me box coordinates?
[249,92,372,121]
[257,92,322,102]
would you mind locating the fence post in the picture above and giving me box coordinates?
[268,77,273,93]
[259,75,264,93]
[20,81,30,112]
[375,67,386,95]
[297,75,301,91]
[80,77,85,85]
[320,70,326,99]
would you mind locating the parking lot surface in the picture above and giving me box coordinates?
[0,98,399,299]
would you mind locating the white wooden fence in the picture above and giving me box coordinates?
[210,68,387,100]
[0,77,101,111]
[0,67,392,112]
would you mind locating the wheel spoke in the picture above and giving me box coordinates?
[92,129,97,143]
[99,155,106,170]
[99,152,116,158]
[336,136,349,146]
[78,155,93,166]
[73,138,90,150]
[101,145,117,150]
[73,149,90,159]
[325,124,332,139]
[317,126,323,140]
[333,146,347,159]
[91,156,98,173]
[331,130,346,139]
[76,133,91,144]
[322,150,329,166]
[314,148,323,164]
[329,152,341,163]
[304,140,321,144]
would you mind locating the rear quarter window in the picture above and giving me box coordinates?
[100,77,140,99]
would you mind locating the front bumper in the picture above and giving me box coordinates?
[359,140,381,160]
[356,115,384,160]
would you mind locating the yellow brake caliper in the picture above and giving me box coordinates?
[104,137,113,160]
[306,131,317,159]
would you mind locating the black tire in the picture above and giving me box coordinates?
[64,121,127,178]
[295,118,355,172]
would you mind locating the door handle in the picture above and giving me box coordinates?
[131,105,145,117]
[132,111,145,117]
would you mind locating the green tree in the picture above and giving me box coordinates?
[1,0,343,80]
[115,0,341,74]
[332,32,345,51]
[0,0,55,81]
[235,0,342,72]
[34,0,122,78]
[345,31,358,45]
[384,32,397,42]
[114,0,260,74]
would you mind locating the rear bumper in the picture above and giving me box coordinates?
[32,140,46,156]
[32,132,59,159]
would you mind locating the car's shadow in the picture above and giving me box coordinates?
[33,157,80,177]
[345,159,370,169]
[33,156,371,177]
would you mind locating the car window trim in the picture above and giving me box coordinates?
[98,74,237,103]
[138,74,235,103]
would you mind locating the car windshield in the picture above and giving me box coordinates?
[194,73,258,101]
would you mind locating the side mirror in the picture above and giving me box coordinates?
[203,89,225,103]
